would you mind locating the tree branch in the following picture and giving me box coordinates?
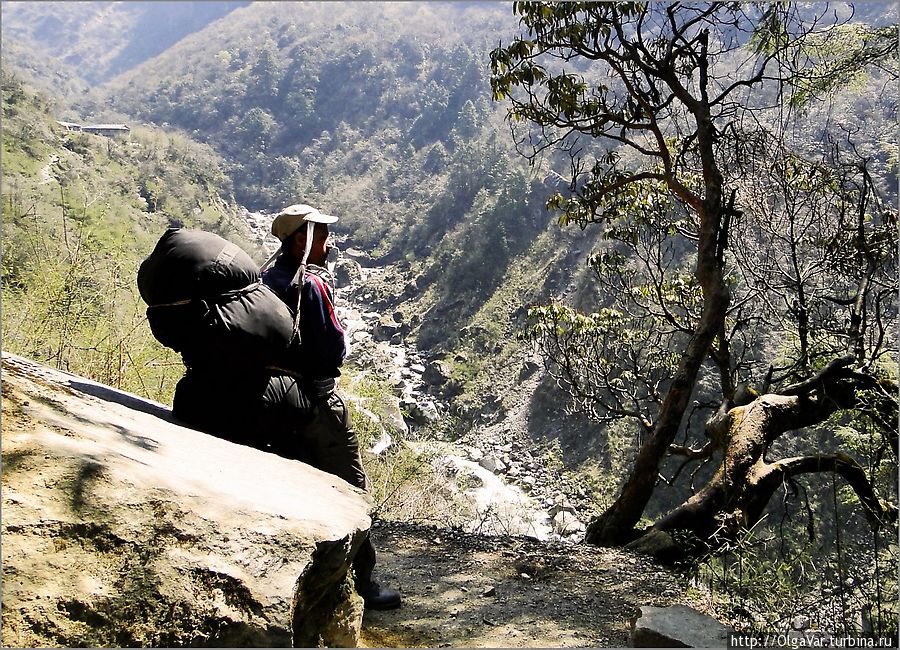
[765,453,898,530]
[669,439,717,459]
[781,354,855,396]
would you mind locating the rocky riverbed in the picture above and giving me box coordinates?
[336,248,589,542]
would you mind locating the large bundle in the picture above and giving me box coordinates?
[138,228,296,370]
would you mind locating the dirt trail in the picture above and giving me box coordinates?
[38,154,59,184]
[360,521,714,648]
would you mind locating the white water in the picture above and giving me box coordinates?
[437,453,553,540]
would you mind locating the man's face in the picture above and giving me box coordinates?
[289,222,331,266]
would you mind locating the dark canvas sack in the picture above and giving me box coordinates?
[138,228,297,370]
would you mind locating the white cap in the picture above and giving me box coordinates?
[271,204,338,241]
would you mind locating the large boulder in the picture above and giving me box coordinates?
[401,396,441,426]
[1,353,372,648]
[347,392,408,437]
[372,316,403,342]
[422,360,451,387]
[334,256,363,287]
[551,510,586,537]
[629,604,733,648]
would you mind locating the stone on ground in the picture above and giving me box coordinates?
[630,604,734,648]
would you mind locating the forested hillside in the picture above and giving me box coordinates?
[92,3,515,217]
[1,69,257,402]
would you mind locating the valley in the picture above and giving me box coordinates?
[247,208,592,542]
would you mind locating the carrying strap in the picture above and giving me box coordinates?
[287,220,317,345]
[260,247,280,273]
[260,221,327,346]
[263,366,336,401]
[265,364,304,380]
[145,281,261,310]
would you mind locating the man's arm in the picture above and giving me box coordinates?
[300,274,347,379]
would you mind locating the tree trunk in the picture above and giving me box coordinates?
[583,287,727,545]
[585,40,733,546]
[626,389,894,559]
[586,167,730,545]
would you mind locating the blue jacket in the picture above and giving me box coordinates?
[262,255,346,381]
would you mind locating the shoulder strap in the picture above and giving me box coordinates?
[287,220,317,345]
[289,264,306,345]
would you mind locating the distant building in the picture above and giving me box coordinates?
[82,124,130,137]
[56,121,82,132]
[55,121,130,137]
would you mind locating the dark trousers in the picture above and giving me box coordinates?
[300,390,377,586]
[173,368,377,586]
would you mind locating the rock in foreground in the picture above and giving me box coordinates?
[630,604,734,648]
[1,353,372,647]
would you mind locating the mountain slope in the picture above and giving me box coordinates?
[1,69,256,403]
[0,1,249,86]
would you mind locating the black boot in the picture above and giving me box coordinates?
[352,533,401,609]
[357,579,402,610]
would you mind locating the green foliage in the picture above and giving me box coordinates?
[526,300,681,404]
[491,2,718,227]
[749,5,792,55]
[1,73,256,404]
[790,24,899,109]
